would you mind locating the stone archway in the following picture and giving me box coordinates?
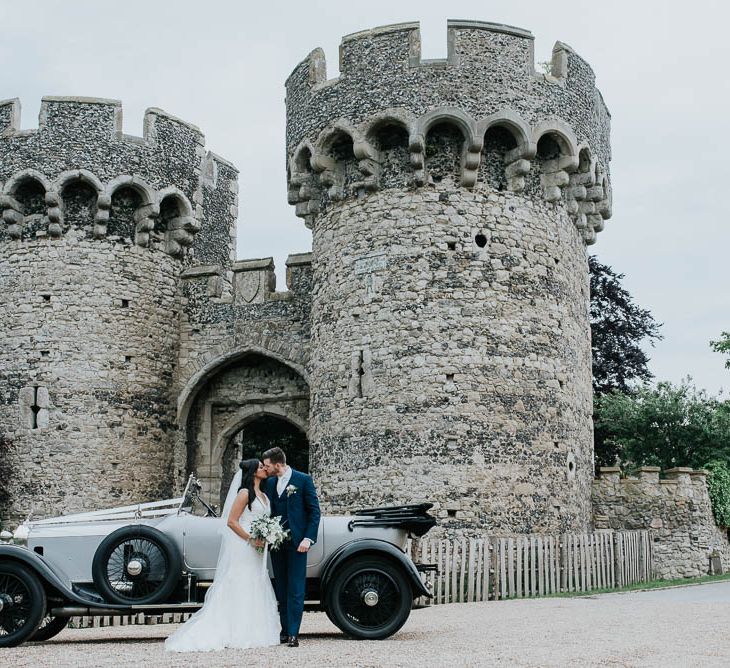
[218,414,309,508]
[182,352,309,506]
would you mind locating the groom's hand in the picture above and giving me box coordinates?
[297,539,311,553]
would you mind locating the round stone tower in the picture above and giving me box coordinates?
[0,96,237,523]
[286,21,612,534]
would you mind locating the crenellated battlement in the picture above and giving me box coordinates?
[0,97,238,263]
[593,466,727,578]
[594,466,709,489]
[286,20,612,244]
[181,253,313,307]
[0,97,204,149]
[289,20,593,93]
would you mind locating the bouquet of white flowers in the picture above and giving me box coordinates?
[249,515,289,552]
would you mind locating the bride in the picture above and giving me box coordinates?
[165,459,280,652]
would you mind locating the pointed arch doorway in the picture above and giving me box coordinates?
[180,351,310,510]
[219,413,309,508]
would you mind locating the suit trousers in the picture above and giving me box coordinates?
[271,545,307,637]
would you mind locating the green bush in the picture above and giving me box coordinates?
[705,460,730,528]
[593,380,730,470]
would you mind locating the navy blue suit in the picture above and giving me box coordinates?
[266,469,321,637]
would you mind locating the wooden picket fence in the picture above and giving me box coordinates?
[409,529,653,604]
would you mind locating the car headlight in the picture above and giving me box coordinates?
[0,529,13,543]
[13,524,29,545]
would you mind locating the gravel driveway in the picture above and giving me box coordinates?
[6,583,730,667]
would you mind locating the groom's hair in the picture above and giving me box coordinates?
[262,447,286,465]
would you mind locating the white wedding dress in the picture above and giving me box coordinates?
[165,472,280,652]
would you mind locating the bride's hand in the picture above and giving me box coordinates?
[250,538,265,549]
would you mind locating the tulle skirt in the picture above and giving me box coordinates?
[165,531,279,652]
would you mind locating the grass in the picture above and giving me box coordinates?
[547,571,730,598]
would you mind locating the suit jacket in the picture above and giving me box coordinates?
[266,469,321,546]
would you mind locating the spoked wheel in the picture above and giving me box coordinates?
[29,614,68,642]
[326,557,412,640]
[0,562,46,648]
[92,526,181,605]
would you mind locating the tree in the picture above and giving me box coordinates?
[705,460,730,528]
[711,332,730,369]
[593,380,730,471]
[589,256,663,466]
[589,256,663,395]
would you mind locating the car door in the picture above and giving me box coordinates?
[304,521,325,572]
[180,515,224,579]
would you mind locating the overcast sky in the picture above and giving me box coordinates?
[2,0,728,395]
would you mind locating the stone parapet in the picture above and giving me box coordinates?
[0,97,237,266]
[286,252,313,294]
[592,467,730,579]
[285,20,611,244]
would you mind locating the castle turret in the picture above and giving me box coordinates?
[0,97,238,522]
[286,21,612,533]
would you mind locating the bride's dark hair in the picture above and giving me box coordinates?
[238,458,260,510]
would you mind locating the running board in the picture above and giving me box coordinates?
[52,601,325,617]
[51,603,203,617]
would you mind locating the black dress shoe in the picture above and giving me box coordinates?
[280,634,289,644]
[287,636,299,647]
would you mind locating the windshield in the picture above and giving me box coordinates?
[178,475,219,517]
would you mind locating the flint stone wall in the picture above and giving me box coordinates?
[173,255,312,497]
[0,97,236,524]
[286,21,611,166]
[593,467,730,579]
[308,183,593,535]
[287,21,608,535]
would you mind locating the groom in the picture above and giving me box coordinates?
[262,447,321,648]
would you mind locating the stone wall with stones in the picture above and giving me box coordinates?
[0,97,236,523]
[593,467,730,579]
[172,253,312,498]
[185,354,310,508]
[285,21,610,535]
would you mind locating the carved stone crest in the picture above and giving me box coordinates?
[236,271,261,303]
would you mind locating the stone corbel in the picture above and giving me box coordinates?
[352,140,381,191]
[288,173,320,229]
[540,155,576,203]
[582,226,597,245]
[93,193,111,239]
[502,142,534,193]
[45,191,63,238]
[134,203,159,247]
[165,215,200,257]
[409,134,426,186]
[0,195,24,239]
[311,153,344,201]
[352,158,381,192]
[461,143,483,188]
[585,166,611,237]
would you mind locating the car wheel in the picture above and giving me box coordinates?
[0,562,47,648]
[29,614,69,642]
[325,556,412,640]
[92,525,182,605]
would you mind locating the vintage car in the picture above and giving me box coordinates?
[0,475,435,647]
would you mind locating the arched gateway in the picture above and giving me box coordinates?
[180,352,309,509]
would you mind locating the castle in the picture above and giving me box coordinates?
[0,20,725,576]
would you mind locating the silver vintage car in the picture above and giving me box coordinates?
[0,475,435,647]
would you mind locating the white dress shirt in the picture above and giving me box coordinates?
[276,466,292,497]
